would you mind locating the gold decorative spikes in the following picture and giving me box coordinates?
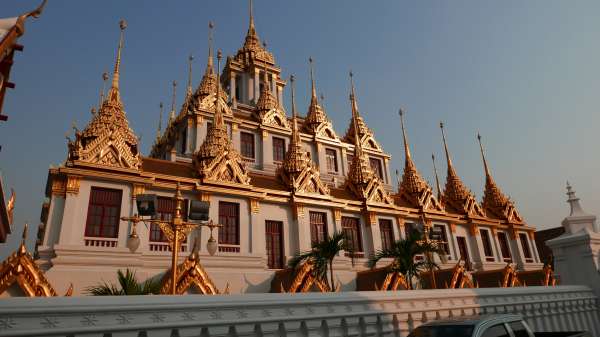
[346,72,393,205]
[420,260,474,289]
[439,123,485,218]
[279,75,329,196]
[303,57,337,140]
[67,20,141,170]
[397,109,443,211]
[280,261,330,293]
[0,224,58,297]
[159,243,223,295]
[193,50,250,186]
[477,133,522,223]
[234,0,274,65]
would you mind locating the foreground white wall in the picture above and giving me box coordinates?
[0,285,597,337]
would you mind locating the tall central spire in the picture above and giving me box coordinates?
[256,42,277,112]
[399,108,412,164]
[104,20,127,109]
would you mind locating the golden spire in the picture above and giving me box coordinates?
[249,0,256,37]
[112,20,126,90]
[432,153,442,201]
[291,75,300,144]
[156,102,163,142]
[477,133,491,178]
[281,75,305,174]
[397,109,440,210]
[309,57,317,102]
[169,80,177,123]
[399,108,412,163]
[347,71,372,185]
[195,22,227,104]
[477,133,520,221]
[303,57,331,135]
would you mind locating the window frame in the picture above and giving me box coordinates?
[369,157,384,180]
[84,187,123,239]
[240,131,255,159]
[325,148,338,173]
[265,220,284,269]
[518,233,533,262]
[309,211,328,245]
[341,216,363,254]
[378,218,395,251]
[497,231,512,262]
[272,136,286,162]
[480,228,496,261]
[218,201,240,246]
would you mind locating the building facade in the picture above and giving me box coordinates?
[36,6,542,294]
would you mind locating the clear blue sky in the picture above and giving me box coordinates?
[1,1,600,257]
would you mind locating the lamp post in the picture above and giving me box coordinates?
[122,182,221,295]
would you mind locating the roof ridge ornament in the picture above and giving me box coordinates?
[193,22,228,110]
[477,133,522,222]
[343,76,380,150]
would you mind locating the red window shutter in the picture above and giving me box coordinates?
[85,187,123,238]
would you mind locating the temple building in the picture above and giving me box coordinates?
[34,4,542,295]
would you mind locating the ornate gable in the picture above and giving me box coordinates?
[478,134,523,223]
[160,247,225,295]
[346,74,393,206]
[279,76,329,196]
[67,21,141,170]
[0,225,57,297]
[193,51,251,186]
[397,110,443,212]
[343,113,381,151]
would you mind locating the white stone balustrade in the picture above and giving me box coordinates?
[0,285,598,337]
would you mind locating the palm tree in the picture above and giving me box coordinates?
[369,231,445,289]
[289,231,350,291]
[85,269,161,295]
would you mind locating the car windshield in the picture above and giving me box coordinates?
[407,324,475,337]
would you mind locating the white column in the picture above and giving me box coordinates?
[195,116,206,149]
[253,69,259,103]
[43,194,65,247]
[467,224,486,269]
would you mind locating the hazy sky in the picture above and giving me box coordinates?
[1,1,599,257]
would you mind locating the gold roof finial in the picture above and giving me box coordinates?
[156,102,164,142]
[256,41,277,111]
[206,21,214,75]
[309,57,317,101]
[112,20,127,91]
[349,71,361,150]
[99,71,109,108]
[214,50,224,126]
[187,54,194,97]
[169,80,177,123]
[290,74,300,144]
[19,223,28,254]
[262,41,269,85]
[477,132,491,177]
[440,122,453,167]
[399,108,412,161]
[248,0,256,37]
[432,153,442,201]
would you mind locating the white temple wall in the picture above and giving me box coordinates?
[42,194,64,247]
[3,286,596,337]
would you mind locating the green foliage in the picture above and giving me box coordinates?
[85,269,161,296]
[289,231,350,290]
[369,231,447,289]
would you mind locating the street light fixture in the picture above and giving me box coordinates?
[121,182,221,295]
